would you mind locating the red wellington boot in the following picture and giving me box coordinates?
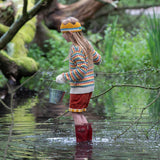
[75,125,88,143]
[87,123,92,142]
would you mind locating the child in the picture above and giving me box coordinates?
[56,17,102,143]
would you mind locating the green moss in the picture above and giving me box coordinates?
[14,57,39,72]
[10,37,28,57]
[0,0,39,76]
[11,17,36,58]
[0,50,12,60]
[0,23,9,34]
[0,1,36,58]
[19,17,36,43]
[8,0,36,57]
[0,50,39,73]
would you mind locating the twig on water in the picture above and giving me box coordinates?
[37,110,69,129]
[43,110,69,123]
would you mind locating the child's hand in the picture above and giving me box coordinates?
[56,74,66,84]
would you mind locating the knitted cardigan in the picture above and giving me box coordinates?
[63,45,102,94]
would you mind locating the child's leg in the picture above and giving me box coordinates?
[72,112,89,143]
[72,112,83,125]
[69,93,93,142]
[72,112,88,125]
[80,114,88,124]
[81,114,92,142]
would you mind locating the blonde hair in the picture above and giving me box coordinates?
[61,17,93,65]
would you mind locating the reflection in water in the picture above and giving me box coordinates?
[0,70,160,159]
[74,142,93,160]
[148,91,160,119]
[0,105,160,159]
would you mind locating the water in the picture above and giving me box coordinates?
[0,70,160,159]
[0,100,159,160]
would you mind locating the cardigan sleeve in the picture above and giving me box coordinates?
[92,49,102,65]
[63,49,88,82]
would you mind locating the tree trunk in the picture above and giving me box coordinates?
[38,0,105,31]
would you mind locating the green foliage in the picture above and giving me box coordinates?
[26,31,70,91]
[119,0,159,7]
[112,28,150,71]
[25,23,152,95]
[146,12,160,68]
[28,31,70,72]
[59,0,159,6]
[26,23,152,91]
[89,25,151,73]
[103,17,118,61]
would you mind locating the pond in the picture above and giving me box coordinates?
[0,69,160,160]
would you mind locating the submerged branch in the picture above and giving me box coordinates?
[43,110,69,123]
[0,70,39,109]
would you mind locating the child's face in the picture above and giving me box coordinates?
[62,32,71,42]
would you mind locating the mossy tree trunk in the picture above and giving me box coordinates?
[0,0,50,85]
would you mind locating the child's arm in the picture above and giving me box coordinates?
[63,51,88,82]
[93,50,102,65]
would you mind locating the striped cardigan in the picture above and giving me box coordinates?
[63,45,102,94]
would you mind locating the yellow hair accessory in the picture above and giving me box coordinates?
[60,22,82,33]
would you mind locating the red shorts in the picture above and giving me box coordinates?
[69,92,92,112]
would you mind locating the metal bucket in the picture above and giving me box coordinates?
[49,89,65,104]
